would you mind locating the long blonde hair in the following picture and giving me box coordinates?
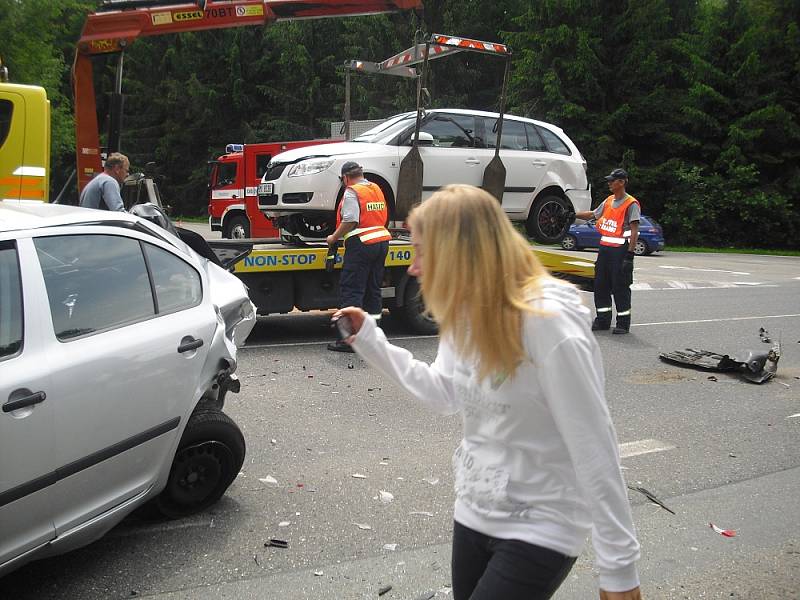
[408,185,553,382]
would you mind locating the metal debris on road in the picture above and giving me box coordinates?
[422,477,440,485]
[314,570,324,576]
[278,521,291,527]
[627,485,676,515]
[265,538,289,548]
[383,543,398,551]
[352,473,367,479]
[709,523,736,537]
[659,330,781,384]
[259,475,279,486]
[354,522,373,530]
[759,327,772,343]
[379,490,395,504]
[409,511,434,517]
[378,585,393,596]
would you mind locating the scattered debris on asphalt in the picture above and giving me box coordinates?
[659,329,781,383]
[422,477,440,485]
[409,511,434,517]
[378,490,395,504]
[383,543,398,551]
[759,327,772,343]
[707,375,718,382]
[354,522,372,530]
[278,521,291,527]
[378,585,393,596]
[413,591,436,600]
[314,570,324,576]
[709,523,736,537]
[352,473,367,479]
[627,485,676,515]
[259,475,279,486]
[265,538,288,548]
[786,413,800,420]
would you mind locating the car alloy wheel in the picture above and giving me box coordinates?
[561,234,578,250]
[526,195,571,244]
[633,239,648,256]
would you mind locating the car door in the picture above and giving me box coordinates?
[413,113,487,199]
[33,231,218,534]
[482,117,538,214]
[0,238,56,569]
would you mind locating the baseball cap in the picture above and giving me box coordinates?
[340,161,362,177]
[604,168,628,181]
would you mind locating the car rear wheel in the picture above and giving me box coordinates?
[633,239,649,256]
[561,234,578,251]
[525,194,572,244]
[154,410,245,519]
[224,214,250,239]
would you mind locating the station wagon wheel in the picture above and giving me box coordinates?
[154,410,245,519]
[526,194,571,244]
[289,213,336,239]
[633,239,649,256]
[561,234,578,251]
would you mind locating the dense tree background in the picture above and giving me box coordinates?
[1,0,797,247]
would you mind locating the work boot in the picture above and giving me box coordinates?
[612,327,629,335]
[327,340,354,353]
[591,319,611,331]
[614,315,631,335]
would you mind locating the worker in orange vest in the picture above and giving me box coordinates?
[326,162,391,352]
[576,168,640,334]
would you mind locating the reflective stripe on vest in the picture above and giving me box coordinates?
[596,194,639,247]
[337,180,391,245]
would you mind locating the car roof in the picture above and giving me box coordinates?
[0,200,141,233]
[424,108,563,131]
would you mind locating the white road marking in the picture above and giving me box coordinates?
[632,313,800,327]
[659,265,750,275]
[619,439,675,459]
[786,413,800,420]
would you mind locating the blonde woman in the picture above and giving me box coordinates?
[333,185,642,600]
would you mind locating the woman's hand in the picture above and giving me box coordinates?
[600,587,642,600]
[332,306,368,343]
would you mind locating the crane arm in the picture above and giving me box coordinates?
[73,0,422,190]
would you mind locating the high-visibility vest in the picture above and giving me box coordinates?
[596,194,640,247]
[337,181,391,245]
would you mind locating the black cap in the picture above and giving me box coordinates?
[604,168,628,181]
[340,161,362,177]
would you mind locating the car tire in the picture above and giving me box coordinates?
[224,214,250,239]
[154,410,245,519]
[561,234,578,251]
[289,213,336,239]
[633,239,649,256]
[398,276,438,335]
[525,194,572,244]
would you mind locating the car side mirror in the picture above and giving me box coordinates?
[417,132,434,147]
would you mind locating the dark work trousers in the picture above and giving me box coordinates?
[339,237,389,316]
[593,242,632,329]
[451,521,577,600]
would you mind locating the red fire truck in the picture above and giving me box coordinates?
[208,139,339,239]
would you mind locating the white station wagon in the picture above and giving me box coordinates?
[0,201,255,577]
[258,108,591,243]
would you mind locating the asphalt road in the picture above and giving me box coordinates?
[1,245,798,600]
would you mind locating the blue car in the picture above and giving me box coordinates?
[561,215,665,255]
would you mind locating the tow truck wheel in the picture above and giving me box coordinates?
[525,194,571,244]
[224,215,250,239]
[153,410,245,519]
[398,276,438,335]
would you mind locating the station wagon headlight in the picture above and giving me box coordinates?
[288,158,335,178]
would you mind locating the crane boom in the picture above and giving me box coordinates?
[73,0,422,191]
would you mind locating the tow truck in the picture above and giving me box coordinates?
[2,3,593,335]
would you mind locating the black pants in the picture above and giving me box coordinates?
[594,243,632,328]
[451,521,577,600]
[339,238,389,315]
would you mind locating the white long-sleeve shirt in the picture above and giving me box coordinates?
[351,278,640,592]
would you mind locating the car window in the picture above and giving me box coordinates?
[524,124,548,152]
[214,162,237,188]
[535,125,572,155]
[0,100,12,149]
[419,114,477,148]
[0,241,23,360]
[35,235,155,340]
[484,118,529,150]
[143,242,202,314]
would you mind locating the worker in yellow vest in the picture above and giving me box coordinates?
[326,162,391,352]
[576,168,640,334]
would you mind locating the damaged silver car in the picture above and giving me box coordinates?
[0,201,256,577]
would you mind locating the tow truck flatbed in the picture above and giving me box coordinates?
[205,238,594,335]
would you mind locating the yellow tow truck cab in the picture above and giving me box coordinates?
[0,72,50,202]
